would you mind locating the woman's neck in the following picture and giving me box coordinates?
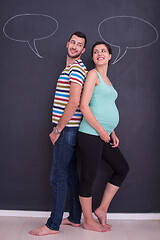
[95,64,108,78]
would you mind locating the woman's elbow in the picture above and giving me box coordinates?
[79,106,82,113]
[79,102,86,114]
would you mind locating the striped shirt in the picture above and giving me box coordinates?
[52,59,87,127]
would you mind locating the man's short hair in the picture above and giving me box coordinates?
[69,32,87,48]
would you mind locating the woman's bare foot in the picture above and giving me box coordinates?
[94,208,112,230]
[83,219,109,232]
[61,218,80,227]
[29,225,59,236]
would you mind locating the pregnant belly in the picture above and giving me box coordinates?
[91,104,119,133]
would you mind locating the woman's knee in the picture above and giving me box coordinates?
[123,160,130,177]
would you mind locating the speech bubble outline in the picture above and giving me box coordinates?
[98,16,159,64]
[3,13,59,58]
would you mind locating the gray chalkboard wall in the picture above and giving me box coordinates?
[0,0,160,213]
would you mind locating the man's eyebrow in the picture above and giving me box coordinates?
[70,39,83,45]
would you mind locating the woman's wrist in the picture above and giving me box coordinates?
[97,126,107,136]
[111,130,116,136]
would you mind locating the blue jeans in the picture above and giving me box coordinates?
[46,127,81,231]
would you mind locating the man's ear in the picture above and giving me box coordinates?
[82,48,86,54]
[66,42,69,48]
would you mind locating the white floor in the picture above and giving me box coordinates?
[0,216,160,240]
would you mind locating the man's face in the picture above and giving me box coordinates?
[67,35,85,59]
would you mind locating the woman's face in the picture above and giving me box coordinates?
[92,44,111,66]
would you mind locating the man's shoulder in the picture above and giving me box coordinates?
[69,60,87,72]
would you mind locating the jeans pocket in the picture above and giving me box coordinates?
[65,128,78,147]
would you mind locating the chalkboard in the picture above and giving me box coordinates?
[0,0,160,213]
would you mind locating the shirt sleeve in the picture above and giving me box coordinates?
[69,63,86,86]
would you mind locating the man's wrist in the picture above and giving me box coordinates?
[53,127,61,134]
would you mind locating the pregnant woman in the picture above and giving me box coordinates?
[77,41,129,232]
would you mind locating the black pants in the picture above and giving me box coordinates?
[77,132,129,197]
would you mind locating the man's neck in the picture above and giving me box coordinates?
[66,56,81,66]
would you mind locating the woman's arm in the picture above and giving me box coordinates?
[80,70,110,143]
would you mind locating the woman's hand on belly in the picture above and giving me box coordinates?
[98,128,111,143]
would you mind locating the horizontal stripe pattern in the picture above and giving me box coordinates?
[52,60,87,127]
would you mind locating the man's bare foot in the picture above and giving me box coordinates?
[94,208,112,230]
[61,218,80,227]
[29,225,59,236]
[83,219,109,232]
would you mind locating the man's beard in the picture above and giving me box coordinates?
[67,49,82,59]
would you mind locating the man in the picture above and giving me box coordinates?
[29,32,87,236]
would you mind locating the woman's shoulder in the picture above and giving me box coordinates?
[84,69,99,86]
[87,69,98,78]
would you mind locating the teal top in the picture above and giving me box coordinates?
[78,69,119,136]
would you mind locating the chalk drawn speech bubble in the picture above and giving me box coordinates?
[98,16,158,64]
[3,14,58,58]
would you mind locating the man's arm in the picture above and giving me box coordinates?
[49,82,82,145]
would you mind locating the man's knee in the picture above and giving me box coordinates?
[50,170,67,186]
